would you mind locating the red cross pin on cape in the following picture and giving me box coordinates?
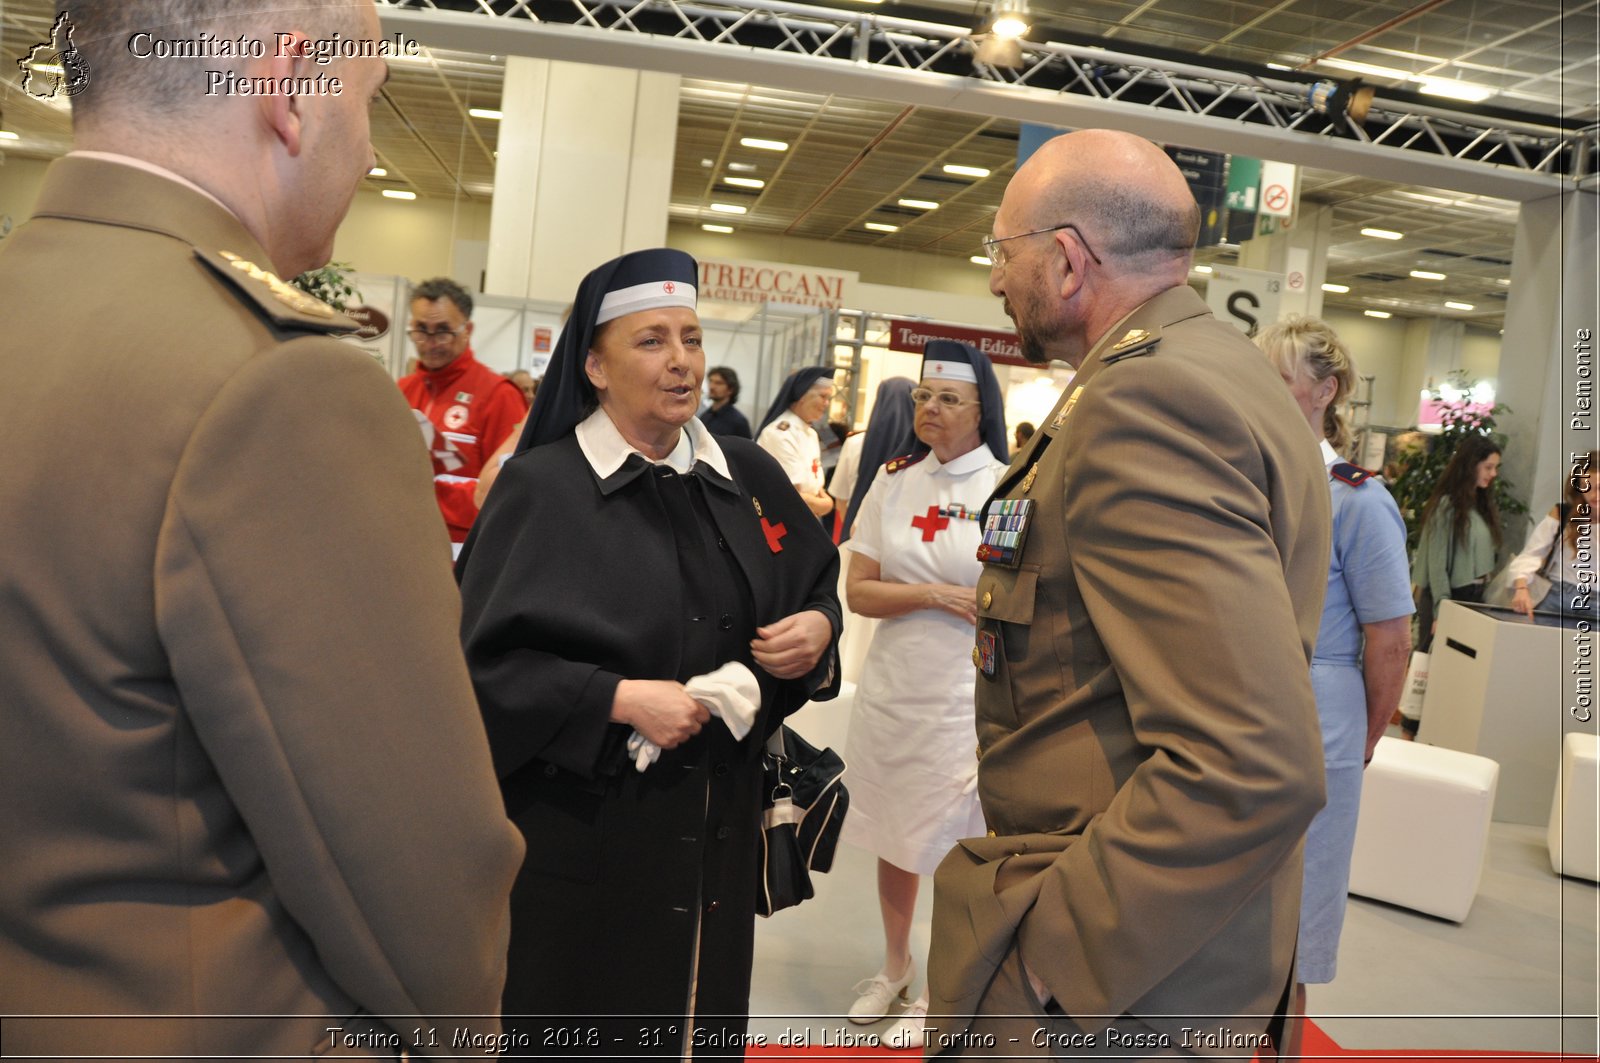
[754,496,787,553]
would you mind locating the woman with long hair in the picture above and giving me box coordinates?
[1411,433,1504,664]
[1507,450,1598,621]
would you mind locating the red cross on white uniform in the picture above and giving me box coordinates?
[910,505,949,543]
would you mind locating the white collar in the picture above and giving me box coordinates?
[69,151,236,217]
[1320,438,1340,467]
[576,408,731,479]
[927,443,1001,477]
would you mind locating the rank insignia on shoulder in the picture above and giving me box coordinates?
[1020,463,1038,493]
[1102,326,1160,363]
[1330,461,1375,487]
[752,496,764,518]
[201,248,352,333]
[884,452,926,475]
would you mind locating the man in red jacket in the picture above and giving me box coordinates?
[398,277,528,545]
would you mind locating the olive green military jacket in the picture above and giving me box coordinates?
[929,285,1332,1051]
[0,156,523,1058]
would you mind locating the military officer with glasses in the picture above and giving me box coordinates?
[398,276,529,547]
[925,129,1329,1057]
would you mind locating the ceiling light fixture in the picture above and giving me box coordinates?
[1409,270,1447,280]
[710,203,748,214]
[990,0,1031,39]
[1361,227,1404,240]
[1321,283,1350,293]
[722,176,765,189]
[468,108,502,120]
[727,162,758,173]
[943,164,992,179]
[382,189,416,201]
[368,167,387,177]
[864,222,899,233]
[702,224,734,234]
[1445,301,1475,311]
[1192,265,1214,274]
[1417,78,1493,103]
[0,131,18,141]
[1364,310,1393,319]
[971,256,993,266]
[740,137,789,152]
[897,198,939,210]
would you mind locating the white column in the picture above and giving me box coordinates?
[1236,203,1334,321]
[1499,190,1599,524]
[485,58,679,303]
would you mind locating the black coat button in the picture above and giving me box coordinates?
[544,764,558,777]
[716,826,731,840]
[716,536,730,551]
[718,614,733,630]
[705,900,720,913]
[714,763,730,777]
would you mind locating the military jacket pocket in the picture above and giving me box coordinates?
[977,565,1038,624]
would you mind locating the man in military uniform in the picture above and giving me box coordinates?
[926,130,1331,1056]
[0,1,521,1057]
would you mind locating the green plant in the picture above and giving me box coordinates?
[1387,401,1529,555]
[290,261,358,312]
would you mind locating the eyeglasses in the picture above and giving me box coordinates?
[981,222,1103,269]
[911,387,980,408]
[407,325,467,344]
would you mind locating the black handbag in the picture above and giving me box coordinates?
[756,725,848,917]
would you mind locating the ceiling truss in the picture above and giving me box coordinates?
[375,0,1595,190]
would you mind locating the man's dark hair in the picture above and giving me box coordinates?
[58,1,365,124]
[709,366,740,403]
[413,277,474,320]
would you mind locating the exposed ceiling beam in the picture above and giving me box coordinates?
[376,7,1570,203]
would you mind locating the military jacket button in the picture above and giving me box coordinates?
[981,590,993,609]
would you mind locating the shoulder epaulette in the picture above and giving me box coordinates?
[1330,461,1375,487]
[884,452,927,475]
[1100,325,1162,365]
[195,248,357,334]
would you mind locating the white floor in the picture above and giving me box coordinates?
[749,699,1600,1055]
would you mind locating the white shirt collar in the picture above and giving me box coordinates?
[1320,438,1340,467]
[927,443,1001,477]
[576,408,731,479]
[69,151,237,217]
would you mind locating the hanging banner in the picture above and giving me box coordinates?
[1018,123,1070,170]
[1166,146,1227,247]
[1204,265,1283,338]
[697,257,857,310]
[886,319,1031,368]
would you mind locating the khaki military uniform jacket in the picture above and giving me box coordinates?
[0,156,523,1058]
[928,286,1331,1052]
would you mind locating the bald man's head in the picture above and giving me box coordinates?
[1009,130,1199,268]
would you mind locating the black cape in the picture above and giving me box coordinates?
[456,431,841,1056]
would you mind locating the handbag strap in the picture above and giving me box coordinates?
[1538,503,1570,578]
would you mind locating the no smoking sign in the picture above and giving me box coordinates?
[1264,183,1290,212]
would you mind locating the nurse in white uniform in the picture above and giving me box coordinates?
[839,340,1010,1049]
[756,367,837,520]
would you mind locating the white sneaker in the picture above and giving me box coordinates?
[847,959,916,1023]
[884,996,929,1050]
